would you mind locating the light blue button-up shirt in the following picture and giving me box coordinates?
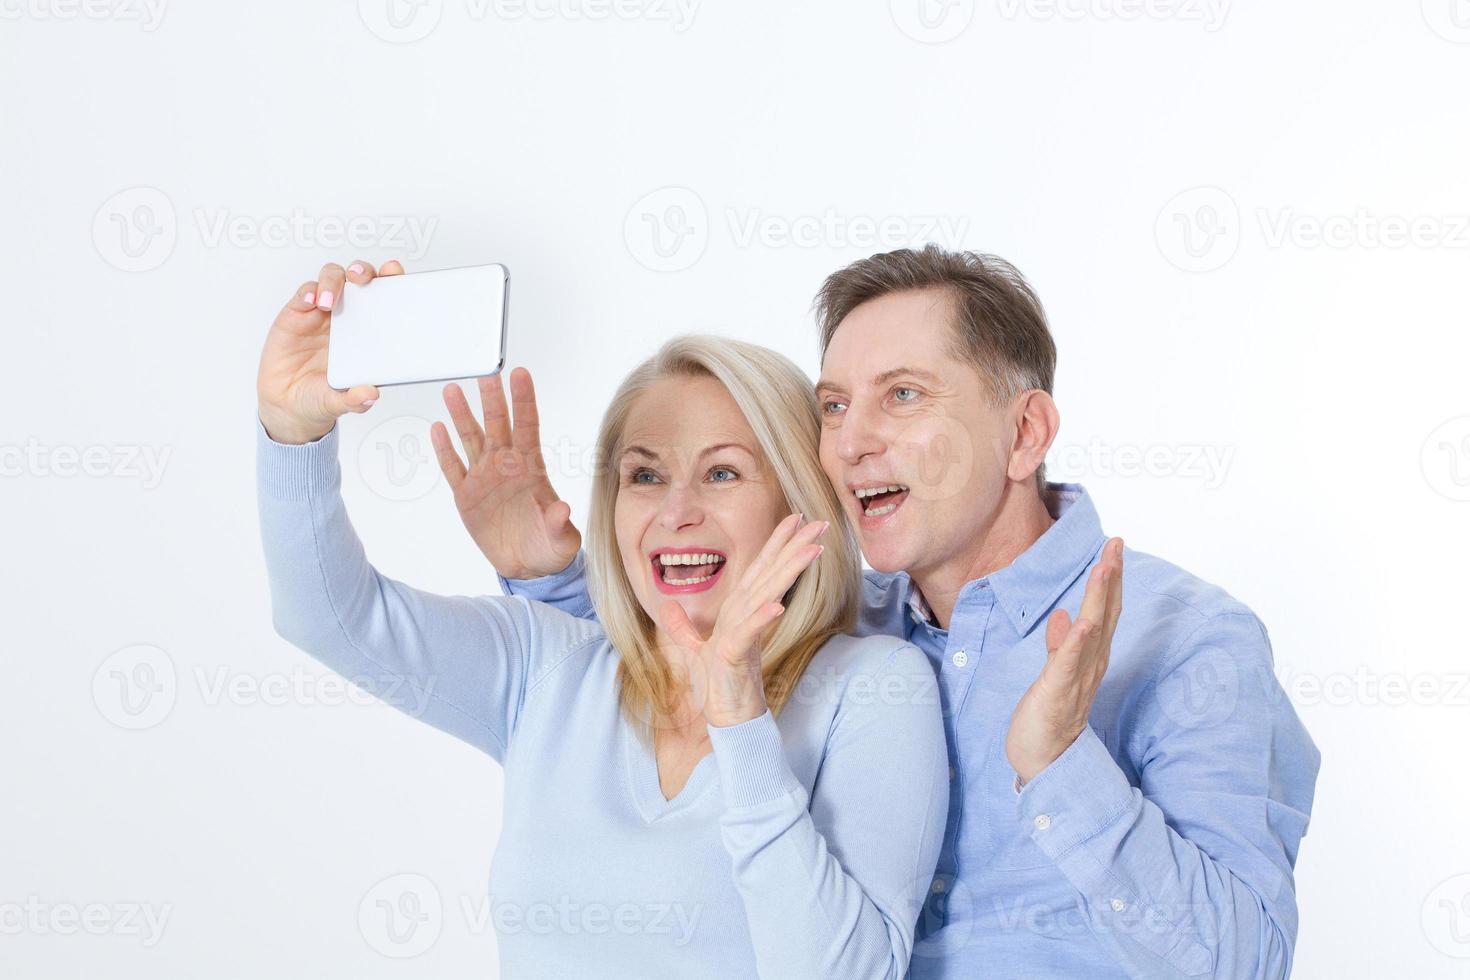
[501,482,1321,979]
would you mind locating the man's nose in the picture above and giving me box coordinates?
[835,400,885,466]
[655,483,705,532]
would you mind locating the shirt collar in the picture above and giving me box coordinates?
[902,482,1106,637]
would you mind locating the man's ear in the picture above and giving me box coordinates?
[1006,390,1060,483]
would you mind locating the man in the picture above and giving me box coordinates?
[429,245,1320,978]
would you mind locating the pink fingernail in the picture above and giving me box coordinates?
[303,291,315,305]
[361,398,377,407]
[348,263,364,275]
[319,290,334,309]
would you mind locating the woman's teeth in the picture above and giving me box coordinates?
[658,553,725,586]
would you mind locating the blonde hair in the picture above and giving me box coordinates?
[585,335,861,739]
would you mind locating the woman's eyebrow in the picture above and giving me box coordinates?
[619,443,756,463]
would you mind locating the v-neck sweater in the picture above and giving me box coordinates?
[255,414,949,979]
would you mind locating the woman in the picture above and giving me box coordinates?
[256,260,948,978]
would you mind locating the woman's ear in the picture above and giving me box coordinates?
[1007,390,1060,484]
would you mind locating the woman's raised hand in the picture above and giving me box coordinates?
[256,260,403,445]
[430,369,583,581]
[659,513,829,728]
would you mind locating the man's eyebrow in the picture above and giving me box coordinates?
[872,366,945,387]
[815,366,944,395]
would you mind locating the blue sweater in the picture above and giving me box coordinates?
[255,414,949,979]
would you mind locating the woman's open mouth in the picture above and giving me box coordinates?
[650,548,728,594]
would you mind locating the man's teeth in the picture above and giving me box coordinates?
[854,484,907,499]
[855,484,908,516]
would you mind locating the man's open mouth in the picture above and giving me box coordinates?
[853,483,910,519]
[649,549,729,593]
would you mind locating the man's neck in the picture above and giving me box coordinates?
[912,483,1056,630]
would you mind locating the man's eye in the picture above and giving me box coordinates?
[893,387,920,402]
[709,466,738,482]
[822,400,847,415]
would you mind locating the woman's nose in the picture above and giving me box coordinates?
[655,484,704,532]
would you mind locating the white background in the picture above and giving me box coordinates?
[3,0,1468,976]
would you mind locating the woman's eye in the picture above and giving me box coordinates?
[629,468,659,485]
[709,467,738,482]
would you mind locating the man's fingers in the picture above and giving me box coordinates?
[479,372,514,450]
[659,600,707,654]
[1045,607,1071,656]
[429,421,467,491]
[508,367,542,455]
[442,382,485,467]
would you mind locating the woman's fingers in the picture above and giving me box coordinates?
[734,513,804,591]
[344,260,376,284]
[380,258,406,276]
[315,262,346,311]
[749,519,828,601]
[429,420,468,491]
[659,600,707,654]
[442,382,486,467]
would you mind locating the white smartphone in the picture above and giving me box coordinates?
[325,262,510,390]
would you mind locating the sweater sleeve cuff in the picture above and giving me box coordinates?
[707,709,802,809]
[496,550,591,608]
[1016,725,1135,861]
[255,412,340,501]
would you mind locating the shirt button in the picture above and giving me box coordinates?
[1111,898,1127,912]
[951,649,969,668]
[931,879,948,894]
[1033,814,1051,830]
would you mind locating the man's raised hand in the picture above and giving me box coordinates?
[430,368,582,580]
